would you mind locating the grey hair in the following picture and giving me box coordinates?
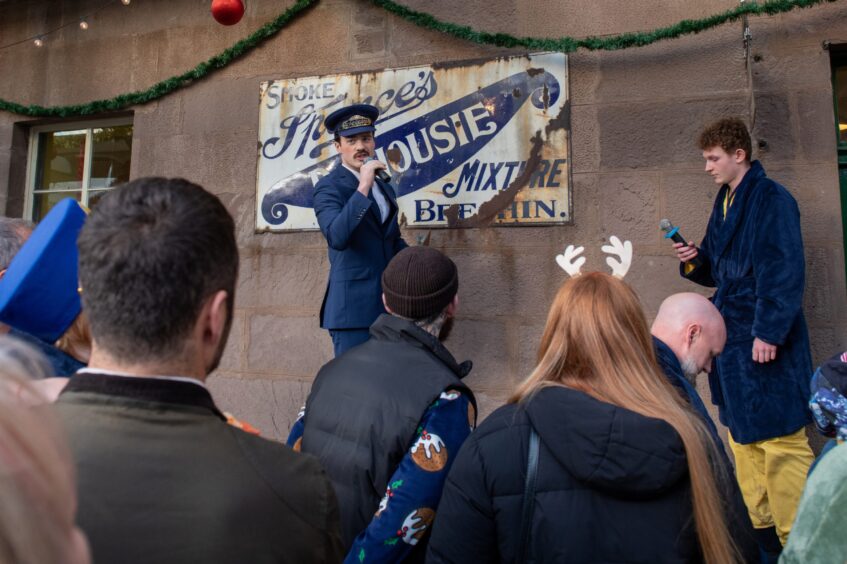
[0,334,54,383]
[0,218,34,271]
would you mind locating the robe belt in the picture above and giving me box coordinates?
[711,275,756,311]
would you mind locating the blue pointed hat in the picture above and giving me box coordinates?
[0,199,86,342]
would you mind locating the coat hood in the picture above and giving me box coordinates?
[525,386,689,497]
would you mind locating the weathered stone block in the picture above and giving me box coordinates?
[352,29,387,59]
[247,314,332,378]
[217,313,245,373]
[661,171,719,245]
[181,79,258,136]
[388,16,477,60]
[450,318,513,392]
[449,250,512,317]
[517,0,733,39]
[628,254,714,315]
[511,251,565,320]
[765,164,841,245]
[567,52,600,106]
[571,103,600,173]
[251,251,329,312]
[133,96,184,140]
[751,92,794,162]
[596,26,744,104]
[221,2,351,78]
[207,375,313,442]
[156,130,256,198]
[804,246,846,323]
[0,121,13,151]
[599,96,748,169]
[598,172,661,247]
[807,325,847,368]
[43,35,154,106]
[517,322,545,377]
[751,42,832,93]
[795,89,839,162]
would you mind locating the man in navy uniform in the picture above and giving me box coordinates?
[314,104,407,356]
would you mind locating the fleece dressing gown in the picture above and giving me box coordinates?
[682,160,812,444]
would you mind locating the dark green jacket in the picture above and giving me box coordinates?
[57,372,344,564]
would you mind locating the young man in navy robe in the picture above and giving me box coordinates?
[675,118,814,559]
[313,104,407,357]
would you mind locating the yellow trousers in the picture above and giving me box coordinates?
[728,428,814,546]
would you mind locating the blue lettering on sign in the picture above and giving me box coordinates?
[414,198,562,223]
[441,158,565,196]
[260,69,561,225]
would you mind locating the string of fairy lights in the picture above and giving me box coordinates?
[0,0,132,51]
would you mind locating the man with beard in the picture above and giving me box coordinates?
[650,292,759,556]
[313,104,407,357]
[291,246,476,563]
[55,178,343,564]
[651,292,726,446]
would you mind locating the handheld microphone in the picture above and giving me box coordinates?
[362,156,391,183]
[659,218,703,269]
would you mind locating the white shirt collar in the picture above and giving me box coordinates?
[342,162,361,179]
[77,368,208,390]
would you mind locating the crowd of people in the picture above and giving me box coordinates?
[0,107,841,564]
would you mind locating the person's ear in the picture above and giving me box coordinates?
[446,294,459,317]
[734,148,747,163]
[687,323,701,346]
[0,269,6,280]
[382,293,394,314]
[204,290,229,348]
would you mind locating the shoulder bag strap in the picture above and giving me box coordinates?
[518,425,540,563]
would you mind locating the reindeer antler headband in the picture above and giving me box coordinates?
[556,236,633,279]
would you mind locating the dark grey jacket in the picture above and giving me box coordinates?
[57,372,344,564]
[302,314,475,552]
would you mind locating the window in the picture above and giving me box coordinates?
[25,118,132,221]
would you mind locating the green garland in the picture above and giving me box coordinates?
[0,0,318,118]
[374,0,838,51]
[0,0,839,117]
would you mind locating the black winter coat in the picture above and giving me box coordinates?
[427,386,757,563]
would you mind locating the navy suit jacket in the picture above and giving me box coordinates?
[313,163,407,330]
[681,161,812,443]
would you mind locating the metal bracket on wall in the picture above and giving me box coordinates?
[741,0,757,127]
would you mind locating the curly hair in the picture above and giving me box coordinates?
[698,117,752,162]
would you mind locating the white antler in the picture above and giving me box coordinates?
[601,236,633,278]
[556,245,586,278]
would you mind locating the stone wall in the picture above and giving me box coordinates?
[1,0,845,442]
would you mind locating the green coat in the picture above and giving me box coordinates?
[56,372,344,564]
[781,442,847,563]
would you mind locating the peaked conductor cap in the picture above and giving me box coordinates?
[325,104,379,138]
[0,198,86,343]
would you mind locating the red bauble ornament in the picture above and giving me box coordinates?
[211,0,245,26]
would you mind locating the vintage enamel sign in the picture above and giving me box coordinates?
[256,52,570,230]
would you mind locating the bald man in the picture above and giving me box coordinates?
[651,293,726,441]
[652,294,759,560]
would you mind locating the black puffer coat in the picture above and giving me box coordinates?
[427,386,757,563]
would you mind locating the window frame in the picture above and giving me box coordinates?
[24,116,133,221]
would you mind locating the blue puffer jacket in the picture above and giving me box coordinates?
[427,386,757,563]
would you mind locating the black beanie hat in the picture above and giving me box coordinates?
[382,246,458,319]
